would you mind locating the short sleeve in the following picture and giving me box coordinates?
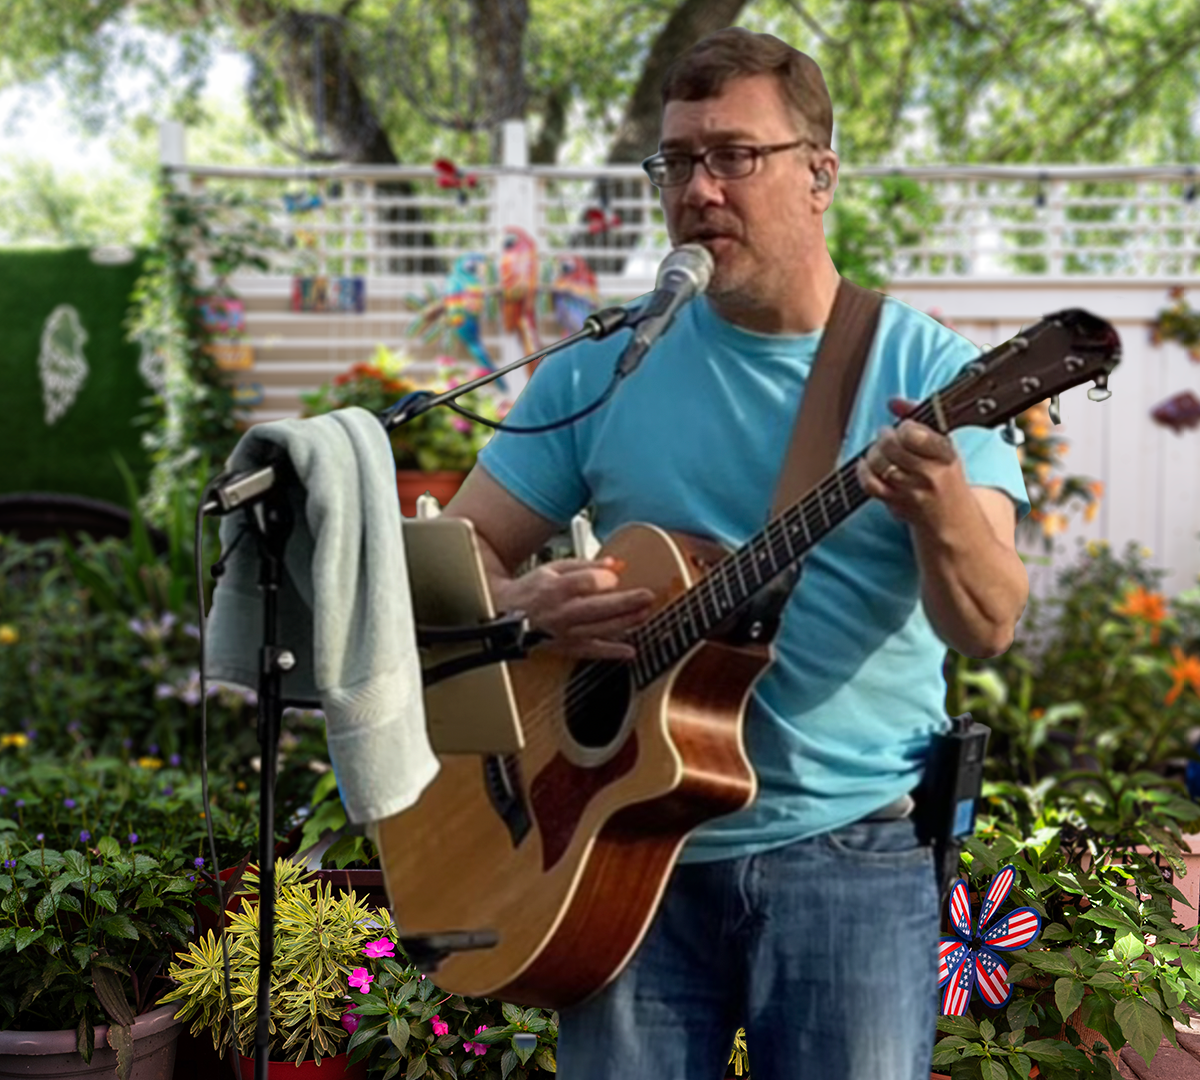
[474,352,592,526]
[922,330,1032,524]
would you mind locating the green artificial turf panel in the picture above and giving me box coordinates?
[0,248,152,506]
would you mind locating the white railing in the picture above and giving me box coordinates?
[169,124,1200,286]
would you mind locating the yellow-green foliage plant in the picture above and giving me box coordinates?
[161,859,391,1065]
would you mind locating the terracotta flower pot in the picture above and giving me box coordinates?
[0,1001,183,1079]
[237,1052,366,1080]
[395,470,466,518]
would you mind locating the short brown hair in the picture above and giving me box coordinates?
[661,28,833,147]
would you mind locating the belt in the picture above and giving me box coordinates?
[859,793,915,822]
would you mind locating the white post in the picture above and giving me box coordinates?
[159,121,187,191]
[493,120,537,397]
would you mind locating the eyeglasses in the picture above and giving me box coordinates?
[641,139,819,188]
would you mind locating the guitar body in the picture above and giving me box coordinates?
[376,523,770,1010]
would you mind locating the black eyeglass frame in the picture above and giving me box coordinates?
[641,139,822,188]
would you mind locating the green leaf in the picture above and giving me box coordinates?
[407,1054,429,1080]
[99,915,139,941]
[1078,908,1138,934]
[92,965,135,1027]
[108,1021,134,1080]
[938,1015,981,1037]
[388,1016,411,1054]
[1026,951,1076,977]
[1021,1039,1068,1061]
[92,890,118,913]
[1114,933,1144,962]
[980,1019,996,1041]
[1115,997,1163,1065]
[1055,977,1086,1021]
[14,927,44,952]
[532,1048,555,1072]
[981,1060,1007,1080]
[501,1049,518,1079]
[97,837,120,860]
[1006,997,1036,1030]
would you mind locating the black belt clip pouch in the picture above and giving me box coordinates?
[913,712,991,904]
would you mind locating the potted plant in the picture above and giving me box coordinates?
[932,539,1200,1079]
[341,928,557,1080]
[162,859,389,1075]
[0,828,199,1080]
[299,347,509,517]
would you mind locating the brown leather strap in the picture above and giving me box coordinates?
[771,278,884,517]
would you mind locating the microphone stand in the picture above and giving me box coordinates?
[200,303,632,1080]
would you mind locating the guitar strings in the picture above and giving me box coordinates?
[508,395,956,755]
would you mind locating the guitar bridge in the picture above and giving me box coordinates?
[399,929,500,973]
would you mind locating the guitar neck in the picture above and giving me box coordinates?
[626,394,949,687]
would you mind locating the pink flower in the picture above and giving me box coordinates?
[452,418,471,433]
[348,967,374,993]
[431,1015,449,1036]
[362,937,395,959]
[446,378,460,390]
[463,1025,489,1055]
[340,1009,360,1034]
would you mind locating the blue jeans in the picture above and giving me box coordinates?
[555,817,941,1080]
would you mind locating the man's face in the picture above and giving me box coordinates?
[659,73,821,309]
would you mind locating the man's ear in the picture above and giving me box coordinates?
[810,150,839,209]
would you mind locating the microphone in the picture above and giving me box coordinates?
[616,244,715,377]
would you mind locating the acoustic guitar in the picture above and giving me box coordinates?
[376,309,1121,1010]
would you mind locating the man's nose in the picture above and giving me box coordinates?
[678,164,727,208]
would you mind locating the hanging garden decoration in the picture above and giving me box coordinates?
[938,866,1042,1015]
[246,11,391,162]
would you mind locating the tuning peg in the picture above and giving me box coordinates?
[1087,374,1112,402]
[1048,395,1061,425]
[1002,419,1025,446]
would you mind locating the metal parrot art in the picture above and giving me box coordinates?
[549,254,600,336]
[500,226,542,357]
[404,234,601,388]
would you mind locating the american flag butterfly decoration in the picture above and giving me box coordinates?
[938,865,1042,1015]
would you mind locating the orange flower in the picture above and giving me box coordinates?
[1089,481,1104,498]
[1166,648,1200,706]
[1042,513,1068,537]
[1084,502,1099,523]
[1115,585,1167,625]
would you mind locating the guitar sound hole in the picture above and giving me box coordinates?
[563,660,632,749]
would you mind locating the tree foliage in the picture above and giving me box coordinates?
[5,0,1199,169]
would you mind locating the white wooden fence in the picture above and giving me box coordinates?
[165,123,1200,593]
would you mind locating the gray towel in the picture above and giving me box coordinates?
[204,407,439,824]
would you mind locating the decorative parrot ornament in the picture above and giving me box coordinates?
[550,255,600,336]
[407,252,506,388]
[500,226,541,356]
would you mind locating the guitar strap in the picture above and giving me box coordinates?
[770,276,885,517]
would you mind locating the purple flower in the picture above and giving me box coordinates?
[188,874,194,881]
[35,833,44,842]
[193,857,205,868]
[340,1009,360,1035]
[3,859,15,869]
[67,721,80,734]
[184,623,201,640]
[148,744,159,755]
[79,830,91,842]
[169,754,181,768]
[128,618,148,637]
[155,684,174,700]
[63,798,76,809]
[128,833,139,844]
[0,786,7,796]
[161,785,174,796]
[122,738,133,749]
[14,799,24,808]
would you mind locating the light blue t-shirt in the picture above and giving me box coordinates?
[477,292,1030,863]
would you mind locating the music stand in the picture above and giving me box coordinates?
[402,516,529,754]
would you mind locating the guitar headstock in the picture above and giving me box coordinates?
[936,309,1121,433]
